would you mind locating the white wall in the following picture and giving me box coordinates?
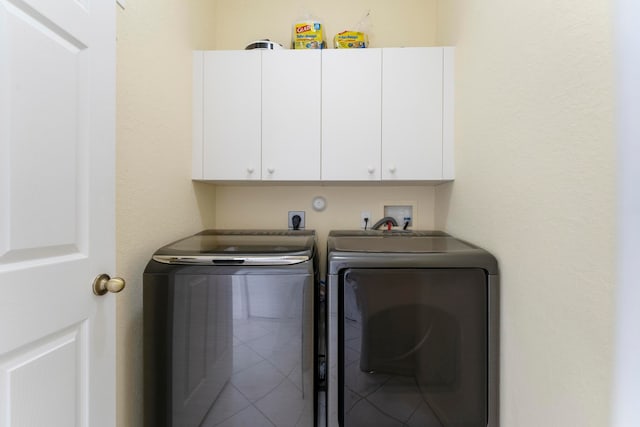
[116,2,217,426]
[436,1,616,426]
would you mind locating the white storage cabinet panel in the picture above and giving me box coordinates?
[262,50,321,180]
[202,50,261,180]
[382,47,444,180]
[193,52,204,179]
[442,47,455,180]
[321,49,382,181]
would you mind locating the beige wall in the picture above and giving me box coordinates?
[209,0,441,268]
[215,184,438,273]
[212,0,437,49]
[117,0,617,425]
[436,1,616,426]
[116,2,217,426]
[116,1,440,425]
[204,0,445,274]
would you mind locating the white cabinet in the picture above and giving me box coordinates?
[322,47,453,181]
[382,47,452,180]
[193,50,321,181]
[198,50,261,180]
[321,49,382,181]
[193,48,454,182]
[262,50,321,180]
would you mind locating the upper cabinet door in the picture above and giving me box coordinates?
[202,50,261,180]
[382,47,444,180]
[262,50,321,180]
[322,49,382,181]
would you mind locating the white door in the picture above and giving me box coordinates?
[0,0,117,426]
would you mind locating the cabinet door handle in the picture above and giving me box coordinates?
[389,165,397,173]
[267,168,275,174]
[247,167,255,174]
[367,166,376,174]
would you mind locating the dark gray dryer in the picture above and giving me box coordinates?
[144,230,321,427]
[326,230,499,427]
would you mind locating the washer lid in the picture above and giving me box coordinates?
[328,230,465,253]
[329,235,472,253]
[326,230,499,274]
[153,229,316,265]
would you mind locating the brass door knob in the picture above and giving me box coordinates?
[93,274,126,296]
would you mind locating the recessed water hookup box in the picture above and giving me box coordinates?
[384,205,413,229]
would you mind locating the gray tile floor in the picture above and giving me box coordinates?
[202,317,314,427]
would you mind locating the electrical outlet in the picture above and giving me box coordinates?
[288,211,305,229]
[361,211,371,229]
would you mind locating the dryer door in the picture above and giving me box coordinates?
[339,268,487,427]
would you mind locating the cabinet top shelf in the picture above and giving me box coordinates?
[194,46,454,53]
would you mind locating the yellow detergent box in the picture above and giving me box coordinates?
[292,21,326,49]
[334,31,369,48]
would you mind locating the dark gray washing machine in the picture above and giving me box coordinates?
[326,230,499,427]
[144,230,321,427]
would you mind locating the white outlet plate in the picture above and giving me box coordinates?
[361,211,371,229]
[288,211,305,229]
